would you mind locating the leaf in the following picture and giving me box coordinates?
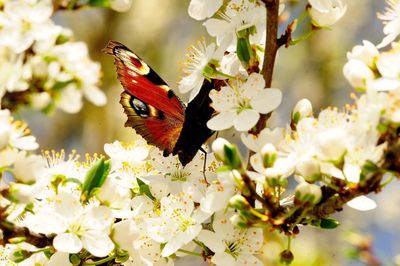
[319,218,340,229]
[82,158,111,196]
[137,178,155,200]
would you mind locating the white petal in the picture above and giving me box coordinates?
[234,109,260,131]
[197,230,225,253]
[11,136,38,150]
[367,78,400,91]
[53,233,83,254]
[212,252,236,266]
[347,196,376,211]
[83,86,107,106]
[82,231,115,257]
[203,18,230,37]
[242,73,265,95]
[58,86,83,113]
[207,112,236,131]
[188,0,223,20]
[48,252,72,266]
[251,88,282,114]
[237,254,263,266]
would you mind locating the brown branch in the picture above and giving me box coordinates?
[0,206,53,248]
[252,0,281,136]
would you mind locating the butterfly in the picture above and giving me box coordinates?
[103,41,219,166]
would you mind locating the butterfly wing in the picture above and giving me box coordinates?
[103,41,185,155]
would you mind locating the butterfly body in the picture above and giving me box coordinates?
[104,41,215,166]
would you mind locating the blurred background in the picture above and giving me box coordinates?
[17,0,400,265]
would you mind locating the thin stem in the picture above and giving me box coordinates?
[287,236,292,250]
[177,249,203,257]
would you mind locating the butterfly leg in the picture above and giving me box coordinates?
[199,147,210,185]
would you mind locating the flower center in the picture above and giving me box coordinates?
[236,98,252,113]
[171,169,189,182]
[225,241,240,259]
[21,20,32,33]
[178,216,195,232]
[69,221,85,236]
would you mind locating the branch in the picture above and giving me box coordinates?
[252,0,280,135]
[0,207,53,248]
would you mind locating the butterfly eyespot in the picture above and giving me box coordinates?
[130,97,149,118]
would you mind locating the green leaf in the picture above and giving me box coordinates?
[236,37,252,63]
[82,158,111,196]
[319,218,340,229]
[137,178,155,200]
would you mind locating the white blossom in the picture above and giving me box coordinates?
[145,194,209,257]
[204,4,266,51]
[377,0,400,48]
[24,193,115,257]
[207,73,282,132]
[178,40,224,102]
[198,211,263,266]
[0,109,38,151]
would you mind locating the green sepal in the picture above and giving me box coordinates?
[223,144,242,169]
[69,254,81,265]
[88,0,110,8]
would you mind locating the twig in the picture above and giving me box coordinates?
[250,0,281,136]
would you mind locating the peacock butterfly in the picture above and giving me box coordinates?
[103,41,218,166]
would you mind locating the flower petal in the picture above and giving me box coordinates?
[234,109,259,131]
[53,233,83,254]
[347,196,376,211]
[197,230,225,253]
[251,88,282,114]
[82,230,115,257]
[207,112,236,131]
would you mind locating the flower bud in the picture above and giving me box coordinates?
[30,92,51,111]
[295,182,322,205]
[212,138,230,160]
[264,168,282,187]
[292,98,313,123]
[261,143,277,168]
[9,183,36,204]
[231,170,245,190]
[308,0,347,28]
[229,195,251,211]
[343,59,374,89]
[212,138,242,169]
[110,0,132,12]
[296,156,321,182]
[230,214,248,228]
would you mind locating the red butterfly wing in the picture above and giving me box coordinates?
[103,41,185,155]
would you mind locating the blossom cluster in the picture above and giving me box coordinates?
[0,0,132,113]
[1,0,400,265]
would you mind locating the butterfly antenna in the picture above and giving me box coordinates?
[199,146,210,185]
